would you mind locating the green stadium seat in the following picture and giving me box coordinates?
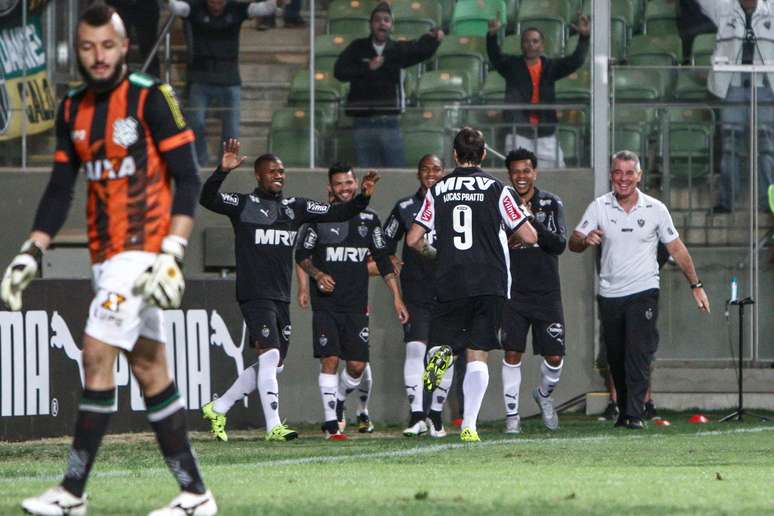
[402,126,448,166]
[627,35,681,98]
[451,0,508,37]
[268,128,319,167]
[668,122,713,180]
[628,34,682,65]
[692,33,716,66]
[643,0,677,36]
[555,67,590,101]
[270,107,334,134]
[438,0,456,30]
[612,68,663,100]
[328,17,370,35]
[435,35,487,90]
[673,70,709,101]
[518,0,570,23]
[611,0,638,28]
[327,0,372,34]
[417,69,473,101]
[612,126,648,162]
[314,34,358,73]
[610,16,628,61]
[558,125,583,167]
[392,0,442,35]
[479,72,505,102]
[287,70,345,130]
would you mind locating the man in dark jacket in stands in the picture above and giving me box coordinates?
[487,15,589,168]
[334,1,444,168]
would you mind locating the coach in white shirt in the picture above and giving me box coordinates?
[569,150,710,428]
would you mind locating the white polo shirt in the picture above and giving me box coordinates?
[575,189,679,298]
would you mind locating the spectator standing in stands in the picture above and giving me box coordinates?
[334,2,444,168]
[487,14,590,168]
[570,150,710,429]
[166,0,280,167]
[104,0,162,76]
[695,0,774,213]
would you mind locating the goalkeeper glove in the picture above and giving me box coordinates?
[1,240,44,311]
[133,235,187,309]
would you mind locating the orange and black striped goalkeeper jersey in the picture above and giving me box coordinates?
[50,72,196,264]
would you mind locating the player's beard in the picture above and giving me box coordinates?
[78,56,127,94]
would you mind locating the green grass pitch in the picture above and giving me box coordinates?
[2,413,773,515]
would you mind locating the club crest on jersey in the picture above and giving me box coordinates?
[100,292,125,313]
[112,117,139,148]
[358,225,368,238]
[319,334,328,347]
[261,326,270,338]
[71,129,86,142]
[284,206,295,220]
[645,308,653,320]
[359,327,369,342]
[536,211,546,223]
[637,218,645,228]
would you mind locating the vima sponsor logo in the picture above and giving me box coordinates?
[0,310,247,416]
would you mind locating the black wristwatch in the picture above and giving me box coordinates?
[690,281,703,289]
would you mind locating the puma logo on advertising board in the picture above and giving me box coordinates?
[0,309,247,416]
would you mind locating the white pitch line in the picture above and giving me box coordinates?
[2,425,772,484]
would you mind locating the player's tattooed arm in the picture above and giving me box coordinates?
[298,257,336,293]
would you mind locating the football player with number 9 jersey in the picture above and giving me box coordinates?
[406,127,537,442]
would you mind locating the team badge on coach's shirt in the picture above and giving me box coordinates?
[637,218,645,227]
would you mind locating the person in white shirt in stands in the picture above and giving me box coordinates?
[569,150,710,429]
[694,0,774,213]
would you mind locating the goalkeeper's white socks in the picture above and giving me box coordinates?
[404,341,426,413]
[461,360,489,433]
[213,362,257,414]
[430,362,454,412]
[258,348,281,430]
[357,363,373,415]
[337,368,363,402]
[539,359,563,397]
[318,372,339,422]
[502,360,522,417]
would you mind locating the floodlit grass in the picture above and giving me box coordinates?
[2,413,773,515]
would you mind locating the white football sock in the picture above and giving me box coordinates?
[404,341,426,413]
[213,362,257,414]
[502,360,522,417]
[257,348,281,431]
[461,360,489,433]
[430,363,454,412]
[539,359,563,397]
[318,372,339,422]
[337,368,363,402]
[357,364,373,415]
